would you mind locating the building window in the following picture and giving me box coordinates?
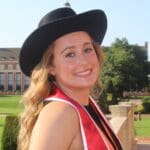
[0,73,4,91]
[0,64,4,71]
[8,64,13,70]
[8,72,13,91]
[16,64,20,70]
[24,75,29,90]
[16,73,21,91]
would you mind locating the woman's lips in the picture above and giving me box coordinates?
[75,69,92,77]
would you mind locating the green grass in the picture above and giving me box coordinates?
[135,115,150,137]
[138,96,150,99]
[0,95,23,115]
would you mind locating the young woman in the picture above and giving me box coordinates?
[18,7,122,150]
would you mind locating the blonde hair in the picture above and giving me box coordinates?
[17,44,54,150]
[91,41,104,98]
[17,40,104,150]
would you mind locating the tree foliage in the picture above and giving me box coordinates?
[101,38,148,98]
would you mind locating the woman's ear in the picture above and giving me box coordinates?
[48,66,55,76]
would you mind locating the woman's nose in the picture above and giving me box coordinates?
[77,53,88,66]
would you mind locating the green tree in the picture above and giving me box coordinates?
[102,38,134,97]
[129,45,148,90]
[101,38,148,98]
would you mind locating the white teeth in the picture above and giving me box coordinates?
[76,70,91,76]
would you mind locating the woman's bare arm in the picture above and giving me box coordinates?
[29,101,79,150]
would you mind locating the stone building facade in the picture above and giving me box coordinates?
[0,48,29,93]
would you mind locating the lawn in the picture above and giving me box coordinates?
[0,95,23,115]
[134,115,150,137]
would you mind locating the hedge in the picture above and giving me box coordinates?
[1,115,19,150]
[142,98,150,113]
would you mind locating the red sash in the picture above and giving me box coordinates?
[45,86,121,150]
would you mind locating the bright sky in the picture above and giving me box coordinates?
[0,0,149,48]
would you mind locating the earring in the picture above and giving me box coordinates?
[48,75,55,82]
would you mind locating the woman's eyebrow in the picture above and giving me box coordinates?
[83,42,92,46]
[61,42,92,54]
[61,45,75,54]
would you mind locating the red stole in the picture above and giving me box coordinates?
[45,86,121,150]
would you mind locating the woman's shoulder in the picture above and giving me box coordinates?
[36,101,80,131]
[38,101,79,130]
[30,101,80,149]
[40,101,78,121]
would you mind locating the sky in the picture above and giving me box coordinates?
[0,0,150,48]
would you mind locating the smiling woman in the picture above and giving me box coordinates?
[18,6,122,150]
[48,31,100,101]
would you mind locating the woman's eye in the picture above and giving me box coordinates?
[84,48,93,53]
[65,52,75,57]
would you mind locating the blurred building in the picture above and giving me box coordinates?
[0,48,29,93]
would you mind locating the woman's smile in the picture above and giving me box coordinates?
[75,68,92,77]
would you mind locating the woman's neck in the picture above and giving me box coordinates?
[55,83,90,106]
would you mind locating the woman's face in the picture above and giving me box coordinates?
[49,31,100,91]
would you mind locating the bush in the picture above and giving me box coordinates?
[1,115,19,150]
[142,98,150,113]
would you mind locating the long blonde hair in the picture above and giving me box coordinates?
[17,40,104,150]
